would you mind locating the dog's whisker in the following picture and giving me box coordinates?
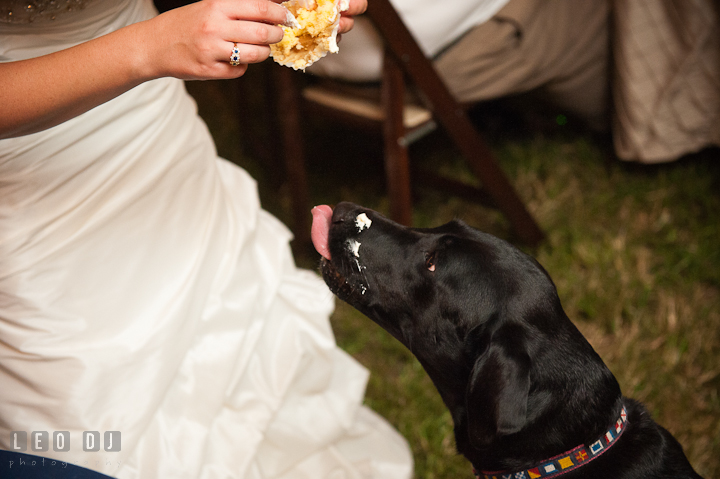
[352,258,370,291]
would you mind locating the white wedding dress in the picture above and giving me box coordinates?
[0,0,413,477]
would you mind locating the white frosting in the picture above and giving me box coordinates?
[328,21,340,53]
[347,239,361,257]
[284,10,300,29]
[355,213,372,232]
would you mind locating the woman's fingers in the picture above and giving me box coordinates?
[223,41,272,64]
[225,61,250,77]
[337,16,354,34]
[338,0,365,34]
[144,0,289,80]
[343,0,367,17]
[220,0,290,26]
[217,18,283,68]
[222,20,284,46]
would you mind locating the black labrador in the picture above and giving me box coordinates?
[318,202,703,479]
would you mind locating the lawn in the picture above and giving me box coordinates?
[187,72,720,479]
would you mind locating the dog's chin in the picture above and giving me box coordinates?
[320,258,368,307]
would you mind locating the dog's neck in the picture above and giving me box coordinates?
[454,396,625,474]
[418,322,623,474]
[473,403,628,479]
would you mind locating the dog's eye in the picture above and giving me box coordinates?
[425,252,436,272]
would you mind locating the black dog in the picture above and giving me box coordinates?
[317,202,702,479]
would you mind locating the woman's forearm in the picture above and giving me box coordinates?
[0,0,291,139]
[0,21,154,139]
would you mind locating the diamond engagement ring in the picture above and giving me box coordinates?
[229,43,241,66]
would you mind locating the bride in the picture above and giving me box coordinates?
[0,0,413,477]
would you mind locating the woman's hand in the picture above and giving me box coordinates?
[0,0,367,138]
[140,0,290,80]
[0,0,290,138]
[338,0,367,34]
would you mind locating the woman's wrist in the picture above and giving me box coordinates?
[118,18,165,83]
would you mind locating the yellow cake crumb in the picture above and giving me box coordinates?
[270,0,341,71]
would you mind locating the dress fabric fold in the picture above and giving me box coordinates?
[0,0,413,476]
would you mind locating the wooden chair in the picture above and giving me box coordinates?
[273,0,544,249]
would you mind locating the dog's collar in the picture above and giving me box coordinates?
[475,405,628,479]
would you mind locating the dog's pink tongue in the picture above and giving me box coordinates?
[311,205,333,260]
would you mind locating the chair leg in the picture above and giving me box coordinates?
[381,49,413,226]
[274,65,312,250]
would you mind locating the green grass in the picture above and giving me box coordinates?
[187,74,720,479]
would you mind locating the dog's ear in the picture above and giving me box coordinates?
[465,324,530,448]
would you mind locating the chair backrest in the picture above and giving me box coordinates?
[363,0,544,244]
[270,0,543,248]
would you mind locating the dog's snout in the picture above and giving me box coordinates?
[331,201,364,224]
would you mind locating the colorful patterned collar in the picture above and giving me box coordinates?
[475,405,628,479]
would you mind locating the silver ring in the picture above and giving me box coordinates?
[229,43,241,66]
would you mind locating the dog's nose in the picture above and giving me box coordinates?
[331,201,363,224]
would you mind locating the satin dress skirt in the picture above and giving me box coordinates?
[0,0,413,476]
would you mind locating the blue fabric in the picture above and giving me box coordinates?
[0,450,113,478]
